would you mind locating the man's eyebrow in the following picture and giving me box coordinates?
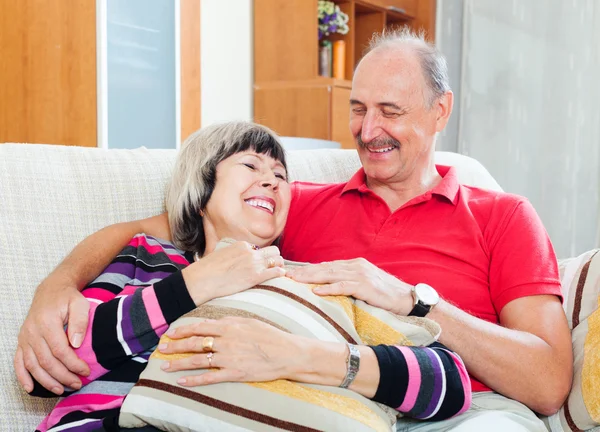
[349,99,406,111]
[378,102,404,110]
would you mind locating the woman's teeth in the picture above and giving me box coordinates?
[245,199,274,213]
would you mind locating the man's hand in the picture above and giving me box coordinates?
[286,258,414,315]
[14,275,90,395]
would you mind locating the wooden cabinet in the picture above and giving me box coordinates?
[255,79,353,147]
[254,0,436,149]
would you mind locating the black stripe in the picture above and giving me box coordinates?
[85,281,128,295]
[93,298,127,370]
[154,271,196,323]
[371,344,409,408]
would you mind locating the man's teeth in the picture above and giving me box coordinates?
[369,146,395,153]
[245,199,274,213]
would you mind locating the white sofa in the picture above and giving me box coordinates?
[0,143,596,432]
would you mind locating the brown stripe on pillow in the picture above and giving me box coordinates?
[184,304,289,332]
[136,379,321,432]
[573,251,599,329]
[255,285,358,344]
[563,400,584,432]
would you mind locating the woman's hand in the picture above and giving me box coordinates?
[157,317,308,386]
[287,258,414,316]
[182,241,286,306]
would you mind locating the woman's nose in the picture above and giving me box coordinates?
[260,172,278,190]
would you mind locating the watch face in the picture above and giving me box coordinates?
[415,283,440,306]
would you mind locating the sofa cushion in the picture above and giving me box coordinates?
[545,250,600,432]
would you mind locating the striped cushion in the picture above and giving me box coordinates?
[119,258,441,431]
[546,250,600,432]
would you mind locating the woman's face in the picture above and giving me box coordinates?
[202,150,291,253]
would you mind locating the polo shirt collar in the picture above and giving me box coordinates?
[341,165,460,205]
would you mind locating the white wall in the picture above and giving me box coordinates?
[200,0,253,126]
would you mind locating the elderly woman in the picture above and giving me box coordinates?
[30,122,470,432]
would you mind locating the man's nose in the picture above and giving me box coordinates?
[360,112,383,143]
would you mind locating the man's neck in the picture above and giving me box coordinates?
[367,165,442,213]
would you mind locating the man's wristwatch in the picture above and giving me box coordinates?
[408,283,440,317]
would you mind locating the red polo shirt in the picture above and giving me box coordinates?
[280,165,561,392]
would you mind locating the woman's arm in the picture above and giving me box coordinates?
[159,317,472,420]
[15,214,170,394]
[28,234,196,397]
[27,238,287,397]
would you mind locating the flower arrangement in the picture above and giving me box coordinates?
[318,1,349,40]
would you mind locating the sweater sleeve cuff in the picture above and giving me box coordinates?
[153,270,196,323]
[370,344,408,407]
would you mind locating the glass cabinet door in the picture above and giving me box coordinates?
[98,0,180,149]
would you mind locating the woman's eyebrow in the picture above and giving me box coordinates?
[243,152,285,171]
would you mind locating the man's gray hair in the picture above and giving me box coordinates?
[366,27,450,107]
[166,121,286,254]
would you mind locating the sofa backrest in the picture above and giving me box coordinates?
[0,143,501,431]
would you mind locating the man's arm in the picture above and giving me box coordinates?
[429,294,572,416]
[14,213,170,394]
[288,199,573,415]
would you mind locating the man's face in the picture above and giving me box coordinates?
[349,47,451,187]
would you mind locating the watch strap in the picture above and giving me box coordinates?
[408,301,431,317]
[339,344,361,389]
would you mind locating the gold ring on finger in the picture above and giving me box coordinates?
[206,352,214,368]
[267,257,276,268]
[201,336,214,352]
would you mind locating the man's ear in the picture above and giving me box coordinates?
[435,91,454,133]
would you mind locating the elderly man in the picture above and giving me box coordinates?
[15,29,571,431]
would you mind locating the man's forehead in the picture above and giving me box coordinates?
[351,51,424,102]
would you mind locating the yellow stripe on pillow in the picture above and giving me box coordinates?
[248,380,390,432]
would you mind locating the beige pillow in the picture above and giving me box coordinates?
[545,249,600,432]
[119,259,440,432]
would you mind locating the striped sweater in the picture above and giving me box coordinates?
[32,234,470,431]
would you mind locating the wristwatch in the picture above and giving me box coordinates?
[339,344,360,389]
[408,283,440,317]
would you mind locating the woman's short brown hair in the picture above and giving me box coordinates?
[165,121,286,254]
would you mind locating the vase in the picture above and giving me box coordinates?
[319,41,332,77]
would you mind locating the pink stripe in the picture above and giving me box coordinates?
[446,350,472,415]
[133,236,190,265]
[83,287,117,302]
[72,303,109,382]
[142,285,169,335]
[45,395,124,429]
[396,346,422,412]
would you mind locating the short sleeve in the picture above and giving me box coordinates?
[488,198,562,314]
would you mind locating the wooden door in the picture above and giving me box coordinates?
[0,0,97,146]
[180,0,202,142]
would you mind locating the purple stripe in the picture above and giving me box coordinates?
[59,419,104,431]
[104,261,135,277]
[419,348,444,418]
[119,296,144,354]
[133,267,173,283]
